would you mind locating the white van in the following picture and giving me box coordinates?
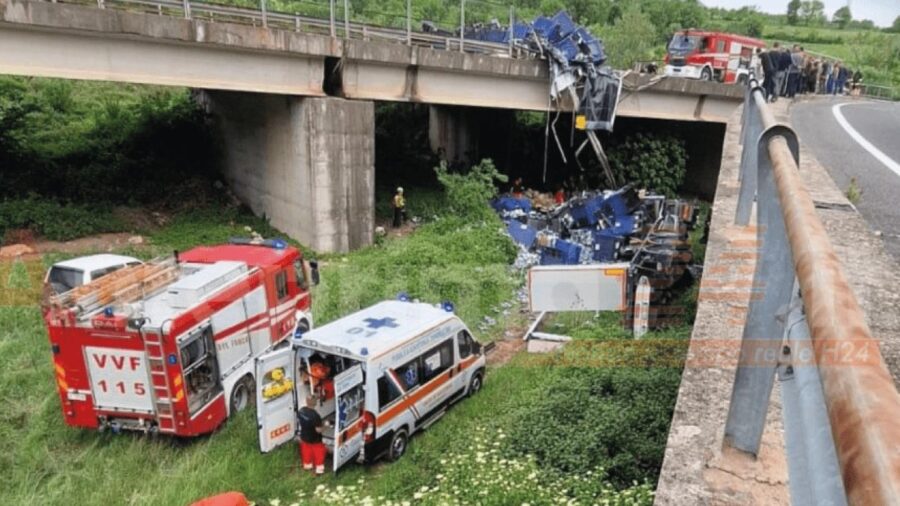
[45,254,142,294]
[255,300,488,471]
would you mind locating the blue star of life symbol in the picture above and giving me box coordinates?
[364,317,399,329]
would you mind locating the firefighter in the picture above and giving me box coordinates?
[511,177,525,199]
[392,187,406,228]
[298,396,327,475]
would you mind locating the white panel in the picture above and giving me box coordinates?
[528,264,629,312]
[167,261,247,309]
[85,346,153,413]
[256,347,297,453]
[212,298,252,375]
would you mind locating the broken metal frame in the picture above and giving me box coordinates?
[725,73,900,505]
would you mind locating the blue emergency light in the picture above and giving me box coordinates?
[397,292,410,302]
[167,354,177,365]
[360,347,369,356]
[441,301,455,313]
[294,326,305,338]
[271,238,287,249]
[103,307,114,317]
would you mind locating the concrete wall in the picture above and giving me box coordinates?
[202,91,374,253]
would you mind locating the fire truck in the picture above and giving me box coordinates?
[664,30,765,84]
[43,238,317,436]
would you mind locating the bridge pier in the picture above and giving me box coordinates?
[200,91,374,253]
[428,105,481,167]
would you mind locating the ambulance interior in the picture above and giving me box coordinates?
[295,349,365,440]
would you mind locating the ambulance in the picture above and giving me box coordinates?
[43,238,317,436]
[255,299,488,471]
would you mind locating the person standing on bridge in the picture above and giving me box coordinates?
[298,396,326,475]
[392,187,407,228]
[759,47,776,101]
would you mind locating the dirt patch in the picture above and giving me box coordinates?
[32,233,147,255]
[487,338,525,366]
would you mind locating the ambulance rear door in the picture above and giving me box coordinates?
[333,363,365,472]
[255,346,297,453]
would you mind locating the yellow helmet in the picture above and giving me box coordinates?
[270,368,284,381]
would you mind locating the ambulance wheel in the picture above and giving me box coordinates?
[230,375,255,415]
[701,67,712,81]
[388,429,408,462]
[468,371,484,397]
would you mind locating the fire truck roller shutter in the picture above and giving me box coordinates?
[242,286,269,355]
[210,297,253,377]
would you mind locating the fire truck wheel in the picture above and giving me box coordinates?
[388,429,408,462]
[468,371,484,397]
[701,67,712,81]
[230,376,255,415]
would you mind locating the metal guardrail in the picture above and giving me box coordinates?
[45,0,532,58]
[725,73,900,505]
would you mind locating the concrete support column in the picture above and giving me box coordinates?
[201,91,374,253]
[428,105,481,167]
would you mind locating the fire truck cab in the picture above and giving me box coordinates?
[44,239,316,437]
[664,30,765,84]
[255,299,487,471]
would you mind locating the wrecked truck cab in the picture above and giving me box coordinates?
[255,299,487,471]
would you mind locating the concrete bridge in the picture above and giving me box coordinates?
[0,0,743,251]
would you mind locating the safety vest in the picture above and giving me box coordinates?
[394,194,405,208]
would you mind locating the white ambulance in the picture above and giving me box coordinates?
[255,299,488,471]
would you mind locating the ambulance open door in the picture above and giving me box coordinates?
[333,364,365,472]
[255,347,297,453]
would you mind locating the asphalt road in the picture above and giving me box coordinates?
[792,98,900,260]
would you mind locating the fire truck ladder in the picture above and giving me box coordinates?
[47,258,179,318]
[142,330,177,434]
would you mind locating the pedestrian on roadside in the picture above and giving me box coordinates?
[836,64,850,96]
[392,186,406,228]
[298,396,326,476]
[759,47,776,100]
[774,43,791,99]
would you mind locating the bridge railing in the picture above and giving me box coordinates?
[726,74,900,505]
[44,0,528,57]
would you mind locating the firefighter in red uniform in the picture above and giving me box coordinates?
[298,396,326,475]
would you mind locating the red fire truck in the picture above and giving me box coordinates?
[664,30,765,84]
[43,238,317,436]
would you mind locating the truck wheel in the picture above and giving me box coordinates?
[388,429,409,461]
[468,371,484,397]
[230,376,255,415]
[701,67,712,81]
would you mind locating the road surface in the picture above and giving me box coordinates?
[792,98,900,260]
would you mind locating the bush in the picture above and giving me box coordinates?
[0,198,125,243]
[608,133,688,197]
[434,159,508,222]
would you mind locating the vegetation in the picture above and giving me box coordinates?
[608,133,688,198]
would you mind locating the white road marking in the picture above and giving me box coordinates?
[832,102,900,178]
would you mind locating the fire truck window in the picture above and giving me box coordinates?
[378,375,403,409]
[458,331,473,359]
[293,260,308,291]
[716,40,726,53]
[397,359,420,390]
[180,326,221,414]
[275,270,289,300]
[701,37,710,52]
[422,340,454,383]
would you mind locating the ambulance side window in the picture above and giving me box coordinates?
[275,270,289,300]
[422,340,454,383]
[378,375,403,409]
[396,359,420,390]
[458,331,473,359]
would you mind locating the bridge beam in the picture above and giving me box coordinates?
[200,92,374,253]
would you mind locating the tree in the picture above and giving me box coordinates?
[799,0,825,26]
[594,3,657,69]
[727,6,765,38]
[890,15,900,33]
[832,5,851,29]
[786,0,801,25]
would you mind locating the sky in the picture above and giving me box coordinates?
[700,0,899,27]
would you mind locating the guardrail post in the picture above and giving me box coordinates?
[735,80,767,225]
[294,13,300,32]
[508,6,514,57]
[329,0,336,37]
[406,0,411,46]
[182,0,191,19]
[260,0,267,28]
[459,0,465,52]
[343,0,349,39]
[724,122,801,455]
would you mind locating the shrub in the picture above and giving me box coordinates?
[608,133,688,197]
[0,198,125,243]
[434,159,508,222]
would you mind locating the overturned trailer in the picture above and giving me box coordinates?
[494,185,701,335]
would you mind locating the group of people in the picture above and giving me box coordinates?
[758,42,863,101]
